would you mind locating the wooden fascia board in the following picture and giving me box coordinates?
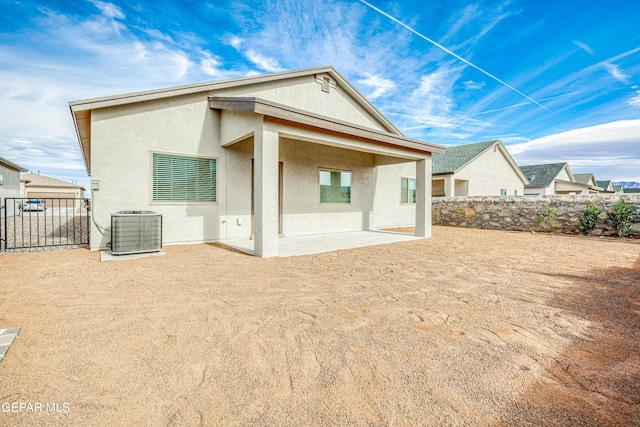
[209,97,445,155]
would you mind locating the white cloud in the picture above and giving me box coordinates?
[357,73,396,99]
[90,0,125,19]
[510,120,640,181]
[230,36,243,49]
[628,93,640,107]
[604,63,629,84]
[245,49,285,73]
[463,80,485,90]
[573,40,594,55]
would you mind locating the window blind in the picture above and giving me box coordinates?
[153,153,216,202]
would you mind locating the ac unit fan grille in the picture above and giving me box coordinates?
[111,212,162,255]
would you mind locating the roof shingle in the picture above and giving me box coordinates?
[432,140,498,174]
[518,163,568,187]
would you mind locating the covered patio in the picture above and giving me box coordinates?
[211,96,444,258]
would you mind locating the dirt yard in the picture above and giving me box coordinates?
[1,226,638,426]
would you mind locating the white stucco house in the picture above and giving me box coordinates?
[69,66,444,257]
[518,163,591,195]
[431,140,528,197]
[0,156,27,202]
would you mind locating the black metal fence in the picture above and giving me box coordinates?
[0,197,90,251]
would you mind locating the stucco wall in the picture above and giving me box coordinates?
[456,148,524,196]
[279,139,377,235]
[0,164,21,201]
[371,161,419,228]
[432,194,640,237]
[214,74,390,132]
[90,93,223,249]
[434,147,524,197]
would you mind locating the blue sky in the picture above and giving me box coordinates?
[1,0,639,189]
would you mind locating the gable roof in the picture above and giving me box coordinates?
[21,173,86,190]
[597,180,612,191]
[432,140,496,174]
[432,140,528,183]
[518,163,571,188]
[573,173,598,187]
[0,156,27,172]
[70,66,436,175]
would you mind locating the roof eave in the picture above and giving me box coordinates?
[0,157,28,172]
[209,96,445,155]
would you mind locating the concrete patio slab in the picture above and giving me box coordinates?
[100,250,166,262]
[0,326,21,363]
[222,230,422,257]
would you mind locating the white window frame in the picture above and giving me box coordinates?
[150,151,218,205]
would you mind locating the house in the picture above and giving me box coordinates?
[20,173,86,207]
[431,140,528,197]
[573,173,606,194]
[0,156,27,202]
[518,162,592,195]
[69,66,445,257]
[596,180,614,193]
[612,184,623,193]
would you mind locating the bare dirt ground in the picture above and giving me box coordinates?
[0,226,638,426]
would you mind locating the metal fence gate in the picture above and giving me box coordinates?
[0,197,90,251]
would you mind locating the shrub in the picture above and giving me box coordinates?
[579,204,601,236]
[609,200,635,237]
[535,208,557,231]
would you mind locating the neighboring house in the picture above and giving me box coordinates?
[612,185,623,193]
[69,66,445,257]
[431,140,528,197]
[20,173,86,207]
[596,180,614,193]
[0,156,27,202]
[573,173,605,194]
[519,162,592,195]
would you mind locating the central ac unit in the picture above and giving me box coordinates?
[111,211,162,255]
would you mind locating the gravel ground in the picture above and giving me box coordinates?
[1,211,89,250]
[0,226,638,426]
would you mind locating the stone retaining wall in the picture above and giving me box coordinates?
[432,194,640,237]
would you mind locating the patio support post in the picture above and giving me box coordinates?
[415,157,432,237]
[253,122,279,258]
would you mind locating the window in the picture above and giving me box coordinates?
[152,153,216,202]
[0,174,3,185]
[401,178,416,203]
[500,188,507,196]
[320,170,351,203]
[514,190,518,196]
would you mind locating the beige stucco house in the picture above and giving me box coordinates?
[596,180,614,193]
[0,156,27,202]
[20,173,86,207]
[572,173,613,194]
[519,163,592,195]
[431,140,528,197]
[69,66,444,257]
